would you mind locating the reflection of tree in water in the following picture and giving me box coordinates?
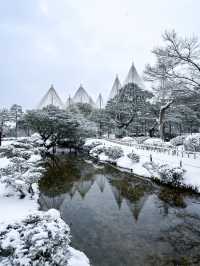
[162,213,200,265]
[96,174,106,193]
[109,175,154,221]
[39,156,78,196]
[40,194,66,211]
[39,155,96,197]
[159,188,187,208]
[146,213,200,266]
[157,187,187,217]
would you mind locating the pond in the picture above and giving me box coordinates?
[39,154,200,266]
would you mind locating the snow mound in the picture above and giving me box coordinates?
[68,247,90,266]
[0,209,71,266]
[143,138,172,147]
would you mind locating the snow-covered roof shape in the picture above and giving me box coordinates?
[65,95,73,108]
[73,85,95,106]
[38,85,64,109]
[109,75,121,100]
[96,174,106,192]
[39,194,66,210]
[124,63,145,89]
[96,93,103,109]
[77,179,94,198]
[111,185,123,209]
[125,194,148,221]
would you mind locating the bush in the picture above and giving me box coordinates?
[184,134,200,152]
[127,151,140,163]
[143,138,172,148]
[158,165,185,186]
[121,137,136,143]
[0,137,44,198]
[90,144,106,156]
[134,136,149,144]
[0,209,71,266]
[170,135,186,146]
[104,146,124,160]
[84,140,102,151]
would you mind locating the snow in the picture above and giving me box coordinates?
[0,157,10,169]
[68,247,90,266]
[121,136,137,143]
[0,183,38,224]
[143,137,172,147]
[0,137,91,266]
[5,121,16,129]
[28,154,42,163]
[85,138,200,192]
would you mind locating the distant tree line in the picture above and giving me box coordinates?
[1,30,200,143]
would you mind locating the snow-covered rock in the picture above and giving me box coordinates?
[68,247,90,266]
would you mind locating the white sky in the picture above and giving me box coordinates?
[0,0,199,109]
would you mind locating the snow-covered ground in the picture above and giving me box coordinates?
[0,183,38,224]
[0,137,90,266]
[85,138,200,192]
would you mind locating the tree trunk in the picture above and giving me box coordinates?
[0,131,2,146]
[99,121,102,137]
[179,123,182,135]
[159,100,174,140]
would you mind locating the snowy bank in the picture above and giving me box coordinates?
[0,136,90,266]
[0,209,90,266]
[85,138,200,192]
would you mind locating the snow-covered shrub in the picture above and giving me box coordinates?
[127,151,140,163]
[0,209,71,266]
[11,142,33,150]
[13,149,33,160]
[121,137,136,143]
[0,138,44,197]
[104,146,124,160]
[170,135,186,146]
[134,136,149,144]
[184,134,200,152]
[143,138,172,148]
[158,165,185,186]
[84,140,102,151]
[90,144,106,157]
[0,145,14,158]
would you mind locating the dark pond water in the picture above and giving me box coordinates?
[39,154,200,266]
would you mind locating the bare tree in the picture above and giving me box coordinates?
[153,30,200,90]
[144,30,200,139]
[144,60,176,139]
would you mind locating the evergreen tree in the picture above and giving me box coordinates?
[106,83,153,137]
[0,109,9,146]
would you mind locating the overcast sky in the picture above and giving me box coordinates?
[0,0,199,109]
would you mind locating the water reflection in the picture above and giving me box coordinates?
[39,154,200,266]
